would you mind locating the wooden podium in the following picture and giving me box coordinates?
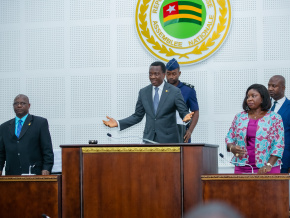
[202,174,290,218]
[0,175,61,218]
[61,144,218,218]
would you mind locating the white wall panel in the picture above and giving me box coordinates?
[0,0,20,24]
[213,17,257,62]
[70,25,110,68]
[117,25,155,67]
[25,0,64,22]
[25,28,64,70]
[0,31,20,72]
[264,0,290,10]
[231,0,256,11]
[263,16,290,61]
[214,69,258,114]
[70,0,110,20]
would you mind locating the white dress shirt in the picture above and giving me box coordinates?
[271,96,286,113]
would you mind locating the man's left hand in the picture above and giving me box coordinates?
[183,130,192,143]
[42,170,50,175]
[183,112,194,122]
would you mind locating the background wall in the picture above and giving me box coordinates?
[0,0,289,172]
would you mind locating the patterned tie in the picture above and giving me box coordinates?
[271,101,278,111]
[16,120,23,138]
[153,87,159,114]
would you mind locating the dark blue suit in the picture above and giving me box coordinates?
[278,98,290,172]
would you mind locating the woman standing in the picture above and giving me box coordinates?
[226,84,284,174]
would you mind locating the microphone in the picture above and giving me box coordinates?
[219,153,254,174]
[107,133,159,144]
[42,214,51,218]
[21,164,36,176]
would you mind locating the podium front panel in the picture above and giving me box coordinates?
[202,174,290,218]
[81,146,182,218]
[61,143,218,218]
[0,175,61,218]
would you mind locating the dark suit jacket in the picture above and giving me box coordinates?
[119,82,189,143]
[278,98,290,169]
[0,114,54,175]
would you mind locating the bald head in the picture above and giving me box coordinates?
[14,94,29,103]
[268,75,285,101]
[271,75,285,86]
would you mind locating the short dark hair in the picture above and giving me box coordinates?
[242,84,271,111]
[150,61,166,74]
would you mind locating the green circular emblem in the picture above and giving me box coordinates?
[136,0,232,65]
[159,0,207,39]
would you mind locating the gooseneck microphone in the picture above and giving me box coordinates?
[219,153,254,174]
[107,133,159,144]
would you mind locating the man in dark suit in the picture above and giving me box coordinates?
[268,75,290,173]
[103,61,194,143]
[0,94,54,175]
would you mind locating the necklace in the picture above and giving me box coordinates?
[250,111,264,119]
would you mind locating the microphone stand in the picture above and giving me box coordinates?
[107,133,159,144]
[219,153,254,174]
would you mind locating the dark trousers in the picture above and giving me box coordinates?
[177,124,186,143]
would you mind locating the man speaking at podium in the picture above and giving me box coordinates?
[0,94,54,175]
[103,61,194,143]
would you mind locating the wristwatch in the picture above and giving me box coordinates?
[266,163,273,168]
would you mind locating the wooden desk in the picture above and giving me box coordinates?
[202,174,290,218]
[0,175,61,218]
[61,144,218,218]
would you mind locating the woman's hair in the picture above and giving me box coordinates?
[242,84,271,111]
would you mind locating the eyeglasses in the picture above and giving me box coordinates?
[13,102,27,106]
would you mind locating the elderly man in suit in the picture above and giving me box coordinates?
[0,94,54,175]
[268,75,290,173]
[103,61,194,143]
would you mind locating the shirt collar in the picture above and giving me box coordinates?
[15,113,29,123]
[272,96,286,105]
[153,80,165,90]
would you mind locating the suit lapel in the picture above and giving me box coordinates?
[156,82,170,116]
[8,118,16,138]
[146,85,155,115]
[18,114,33,140]
[278,98,290,117]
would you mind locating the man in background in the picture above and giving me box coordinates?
[103,61,194,143]
[268,75,290,173]
[0,94,54,175]
[166,58,199,143]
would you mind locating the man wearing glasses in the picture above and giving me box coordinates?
[0,94,54,175]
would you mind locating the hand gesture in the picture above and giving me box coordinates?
[103,116,118,128]
[183,112,194,123]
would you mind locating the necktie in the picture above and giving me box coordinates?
[271,101,278,111]
[153,87,159,114]
[16,120,23,138]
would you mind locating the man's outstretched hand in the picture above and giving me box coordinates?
[103,116,118,128]
[183,112,194,123]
